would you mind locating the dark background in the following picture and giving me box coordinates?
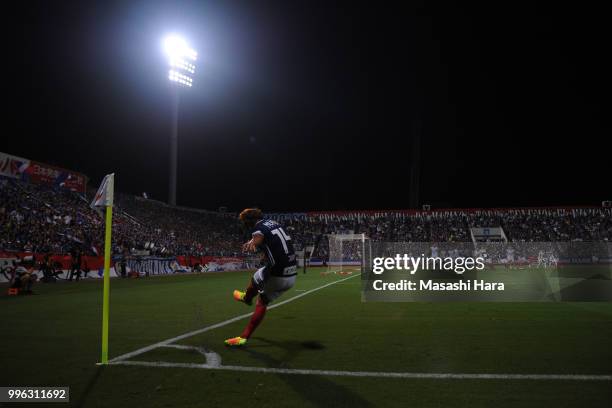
[4,1,610,212]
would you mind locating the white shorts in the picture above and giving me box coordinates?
[253,266,296,303]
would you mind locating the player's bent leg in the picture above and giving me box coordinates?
[232,268,265,306]
[225,273,295,346]
[243,276,259,304]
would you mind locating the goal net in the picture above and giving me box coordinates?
[326,233,368,275]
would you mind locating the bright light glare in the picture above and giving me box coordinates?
[163,35,197,62]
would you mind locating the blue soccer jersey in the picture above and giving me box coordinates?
[252,219,297,277]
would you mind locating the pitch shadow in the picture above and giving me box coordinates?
[73,364,104,408]
[243,337,373,407]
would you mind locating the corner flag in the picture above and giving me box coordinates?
[91,173,114,208]
[92,173,114,365]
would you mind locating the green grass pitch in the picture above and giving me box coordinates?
[1,269,611,407]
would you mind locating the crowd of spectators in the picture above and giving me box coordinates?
[1,178,611,259]
[114,194,241,256]
[0,179,243,257]
[1,179,103,255]
[279,208,611,259]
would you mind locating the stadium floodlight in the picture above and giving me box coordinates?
[163,35,197,88]
[162,34,197,206]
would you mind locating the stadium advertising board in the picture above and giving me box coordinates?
[0,252,248,282]
[0,152,87,193]
[0,252,109,283]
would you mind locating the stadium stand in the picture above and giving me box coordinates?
[1,178,611,261]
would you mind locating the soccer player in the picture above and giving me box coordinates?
[224,208,297,347]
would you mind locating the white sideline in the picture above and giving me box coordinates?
[109,360,612,381]
[108,273,359,363]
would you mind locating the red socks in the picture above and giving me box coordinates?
[241,298,267,339]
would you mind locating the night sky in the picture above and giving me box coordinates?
[5,1,611,212]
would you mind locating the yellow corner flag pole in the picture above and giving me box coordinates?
[101,203,113,364]
[91,173,114,365]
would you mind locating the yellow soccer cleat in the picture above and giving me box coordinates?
[224,336,247,347]
[233,290,252,305]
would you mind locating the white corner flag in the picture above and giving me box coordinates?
[91,173,114,365]
[91,173,114,208]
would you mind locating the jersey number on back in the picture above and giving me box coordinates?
[271,228,292,254]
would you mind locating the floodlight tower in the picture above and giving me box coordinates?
[163,35,197,206]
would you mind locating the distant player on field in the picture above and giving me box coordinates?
[224,208,297,347]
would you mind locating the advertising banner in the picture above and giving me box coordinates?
[0,252,249,282]
[0,152,87,193]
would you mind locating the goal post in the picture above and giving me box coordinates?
[326,233,368,275]
[296,245,315,274]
